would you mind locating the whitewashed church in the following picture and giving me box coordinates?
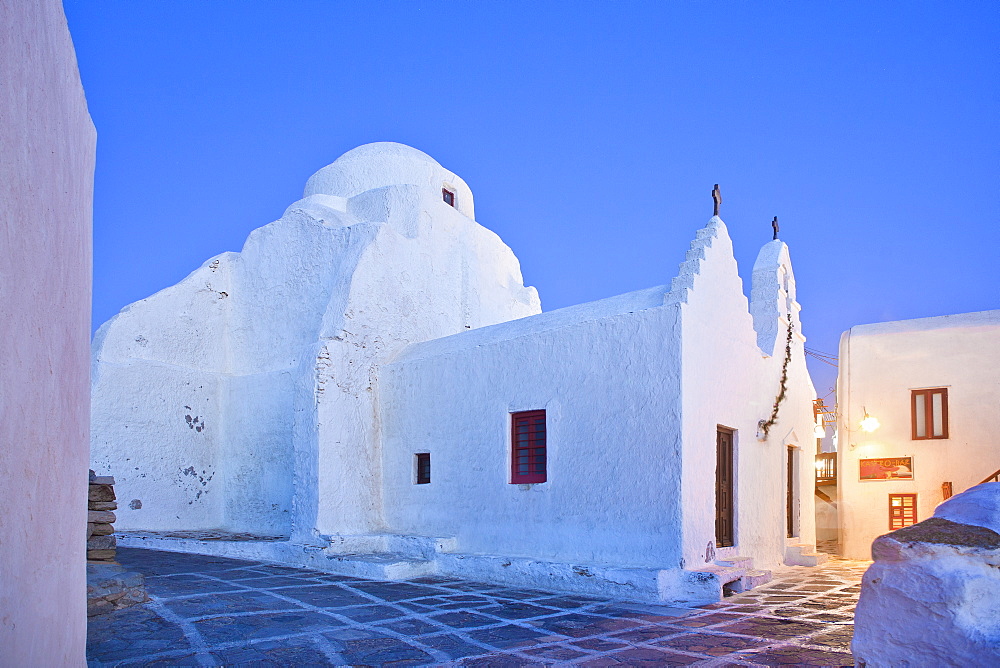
[92,143,822,604]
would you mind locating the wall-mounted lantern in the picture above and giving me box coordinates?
[859,407,881,433]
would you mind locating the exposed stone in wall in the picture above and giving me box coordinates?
[86,470,148,615]
[853,487,1000,665]
[87,470,118,561]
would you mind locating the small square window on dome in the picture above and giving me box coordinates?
[442,187,455,207]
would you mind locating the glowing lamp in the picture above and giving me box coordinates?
[860,408,880,433]
[814,424,826,439]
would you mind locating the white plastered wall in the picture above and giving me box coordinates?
[677,223,817,571]
[750,239,819,559]
[0,0,95,662]
[91,143,540,538]
[837,310,1000,560]
[306,180,540,539]
[380,287,684,568]
[381,217,819,575]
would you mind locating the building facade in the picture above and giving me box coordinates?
[93,143,821,603]
[836,310,1000,560]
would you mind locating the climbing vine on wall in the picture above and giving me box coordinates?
[759,315,794,439]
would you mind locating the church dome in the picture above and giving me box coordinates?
[303,142,475,219]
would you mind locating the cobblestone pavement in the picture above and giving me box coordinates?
[88,548,870,667]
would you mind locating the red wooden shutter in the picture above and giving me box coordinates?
[511,410,546,484]
[889,493,917,529]
[912,388,948,440]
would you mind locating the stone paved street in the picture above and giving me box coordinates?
[88,548,870,666]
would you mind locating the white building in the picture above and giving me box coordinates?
[836,310,1000,560]
[92,143,822,604]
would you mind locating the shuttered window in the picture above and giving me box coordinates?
[511,410,546,483]
[889,493,917,530]
[912,388,948,439]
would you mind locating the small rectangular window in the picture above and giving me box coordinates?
[415,453,431,484]
[511,410,546,484]
[889,493,917,530]
[912,388,948,440]
[442,188,455,207]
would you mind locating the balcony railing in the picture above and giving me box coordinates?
[816,452,837,486]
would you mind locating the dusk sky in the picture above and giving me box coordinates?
[65,2,999,397]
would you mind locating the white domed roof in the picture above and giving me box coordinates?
[304,142,474,218]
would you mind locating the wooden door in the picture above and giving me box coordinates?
[786,446,796,538]
[715,428,734,547]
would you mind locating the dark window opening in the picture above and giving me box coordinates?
[416,453,431,484]
[511,410,546,484]
[442,188,455,207]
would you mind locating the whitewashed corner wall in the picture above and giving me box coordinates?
[1,0,95,663]
[91,143,540,538]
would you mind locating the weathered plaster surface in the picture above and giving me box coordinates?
[91,143,540,538]
[0,0,95,663]
[837,309,1000,559]
[934,481,1000,535]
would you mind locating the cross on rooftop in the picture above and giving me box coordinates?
[712,184,721,217]
[772,216,780,240]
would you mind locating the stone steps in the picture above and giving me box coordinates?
[319,552,435,580]
[742,569,774,589]
[784,543,829,566]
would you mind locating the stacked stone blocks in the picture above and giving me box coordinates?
[87,470,149,615]
[88,470,117,561]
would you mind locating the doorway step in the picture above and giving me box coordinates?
[687,555,772,597]
[784,542,829,566]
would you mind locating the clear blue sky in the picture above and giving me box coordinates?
[65,1,999,397]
